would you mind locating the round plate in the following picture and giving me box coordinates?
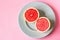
[18,2,56,38]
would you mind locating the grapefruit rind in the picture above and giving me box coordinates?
[23,7,39,23]
[35,17,51,33]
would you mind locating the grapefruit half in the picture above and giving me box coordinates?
[24,7,39,22]
[36,17,51,32]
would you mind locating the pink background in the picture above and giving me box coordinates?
[0,0,60,40]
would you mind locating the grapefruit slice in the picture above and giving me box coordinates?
[36,17,51,32]
[24,7,39,22]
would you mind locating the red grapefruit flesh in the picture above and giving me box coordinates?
[24,7,39,22]
[36,17,50,32]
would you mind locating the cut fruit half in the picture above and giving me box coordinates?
[24,7,39,22]
[36,17,51,33]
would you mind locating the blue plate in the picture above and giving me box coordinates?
[18,2,56,38]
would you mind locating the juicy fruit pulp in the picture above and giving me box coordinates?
[36,17,50,32]
[24,8,39,22]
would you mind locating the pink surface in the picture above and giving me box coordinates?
[0,0,60,40]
